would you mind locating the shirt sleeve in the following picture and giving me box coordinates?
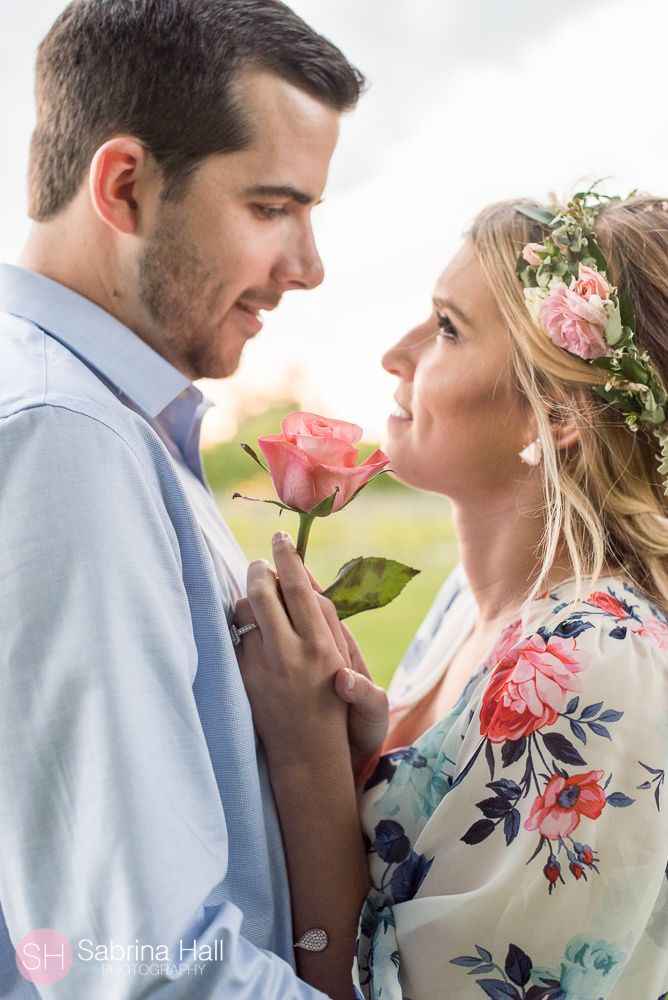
[0,405,327,1000]
[356,594,668,1000]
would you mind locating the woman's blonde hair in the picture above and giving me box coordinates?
[469,195,668,611]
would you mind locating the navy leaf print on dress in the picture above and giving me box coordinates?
[363,754,398,792]
[606,792,635,807]
[504,809,521,845]
[475,981,521,999]
[505,944,532,986]
[372,819,411,863]
[461,819,496,845]
[389,850,434,904]
[501,737,527,767]
[549,619,594,640]
[541,732,587,766]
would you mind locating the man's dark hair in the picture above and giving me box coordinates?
[29,0,364,220]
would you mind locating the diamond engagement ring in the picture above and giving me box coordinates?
[230,622,258,646]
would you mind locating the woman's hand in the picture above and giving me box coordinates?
[334,628,389,787]
[235,533,372,999]
[235,531,354,770]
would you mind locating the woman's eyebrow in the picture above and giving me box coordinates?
[433,297,470,325]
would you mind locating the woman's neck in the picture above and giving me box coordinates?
[451,484,572,626]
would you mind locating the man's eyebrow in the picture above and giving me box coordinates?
[245,185,315,206]
[433,297,470,325]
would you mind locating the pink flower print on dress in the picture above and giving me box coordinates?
[635,617,668,650]
[525,770,607,840]
[480,633,590,743]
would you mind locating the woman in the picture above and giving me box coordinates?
[236,194,668,1000]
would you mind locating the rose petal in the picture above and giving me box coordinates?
[257,436,317,512]
[280,411,363,445]
[290,434,360,469]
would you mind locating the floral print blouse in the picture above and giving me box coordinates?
[354,576,668,1000]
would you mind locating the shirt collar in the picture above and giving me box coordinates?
[0,263,191,418]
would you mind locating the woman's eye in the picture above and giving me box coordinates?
[436,313,458,340]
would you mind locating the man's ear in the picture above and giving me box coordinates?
[88,137,149,236]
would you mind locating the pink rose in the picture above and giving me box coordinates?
[522,243,549,266]
[573,263,611,302]
[539,284,611,360]
[258,411,389,514]
[480,633,589,743]
[524,770,607,840]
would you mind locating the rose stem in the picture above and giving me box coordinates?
[296,513,316,563]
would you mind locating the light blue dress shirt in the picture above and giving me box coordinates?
[0,264,327,999]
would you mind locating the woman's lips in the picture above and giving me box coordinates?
[389,403,412,421]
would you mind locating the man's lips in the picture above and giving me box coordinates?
[233,300,277,336]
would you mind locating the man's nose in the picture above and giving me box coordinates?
[272,223,324,291]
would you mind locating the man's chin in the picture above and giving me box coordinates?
[190,347,245,382]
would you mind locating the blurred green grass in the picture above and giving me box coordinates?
[203,403,458,689]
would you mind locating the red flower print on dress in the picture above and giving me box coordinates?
[480,633,590,743]
[587,591,631,619]
[524,770,607,840]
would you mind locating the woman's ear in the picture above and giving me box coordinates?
[546,398,580,453]
[552,416,580,452]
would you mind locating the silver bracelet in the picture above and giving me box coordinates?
[294,929,328,952]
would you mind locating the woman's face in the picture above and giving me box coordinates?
[382,240,533,501]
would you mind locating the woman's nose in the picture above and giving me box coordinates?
[382,320,431,377]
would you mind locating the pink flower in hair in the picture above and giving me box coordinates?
[539,284,612,360]
[522,243,549,266]
[573,263,612,302]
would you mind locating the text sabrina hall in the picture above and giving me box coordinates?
[78,938,224,963]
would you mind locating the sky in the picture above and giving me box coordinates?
[2,0,668,444]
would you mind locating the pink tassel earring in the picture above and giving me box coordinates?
[519,439,542,466]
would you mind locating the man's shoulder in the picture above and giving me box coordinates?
[0,310,158,456]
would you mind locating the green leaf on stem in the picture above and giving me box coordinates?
[619,290,636,330]
[322,556,420,620]
[604,307,622,345]
[514,204,558,227]
[240,442,271,475]
[309,489,340,518]
[232,492,293,512]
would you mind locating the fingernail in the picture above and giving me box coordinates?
[273,531,293,545]
[346,668,356,692]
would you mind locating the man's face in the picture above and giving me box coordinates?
[136,71,340,380]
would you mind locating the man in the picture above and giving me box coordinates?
[0,1,364,996]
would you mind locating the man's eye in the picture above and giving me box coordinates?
[436,313,458,339]
[255,205,287,220]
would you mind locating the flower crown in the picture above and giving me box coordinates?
[514,190,668,492]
